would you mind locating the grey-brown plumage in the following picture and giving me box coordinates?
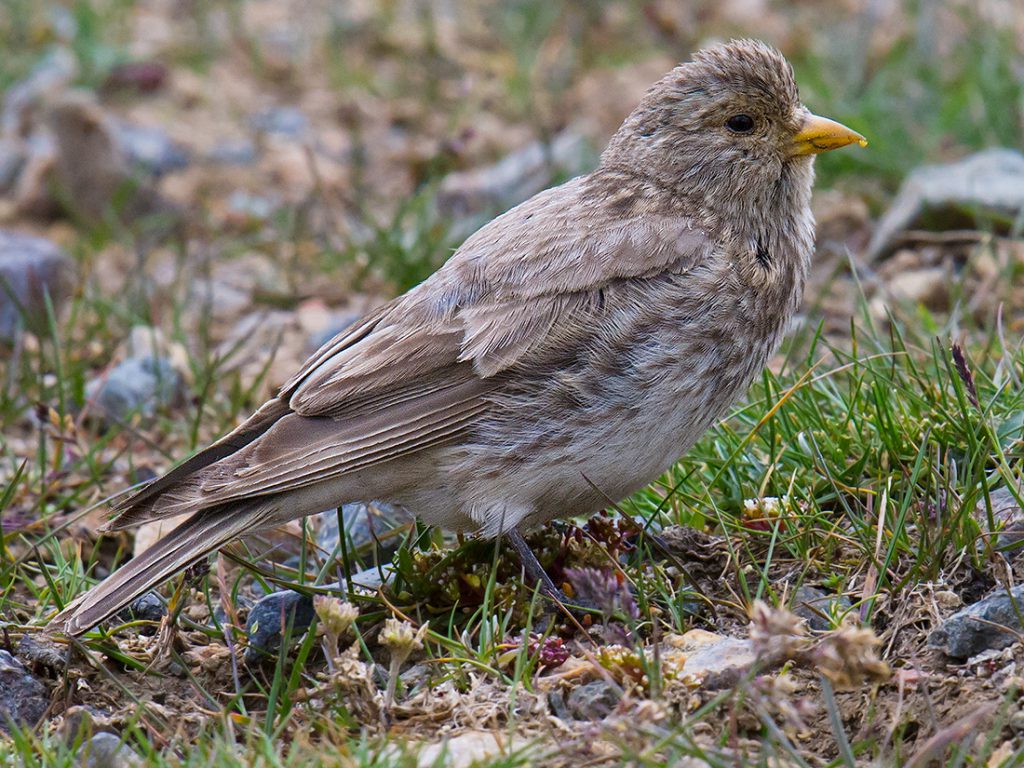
[52,39,865,635]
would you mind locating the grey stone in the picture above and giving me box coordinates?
[313,501,414,558]
[85,356,186,423]
[226,190,278,222]
[207,139,257,166]
[119,592,167,628]
[245,589,316,662]
[246,567,394,660]
[791,586,854,632]
[1,47,77,136]
[308,313,360,352]
[0,138,26,193]
[0,650,49,734]
[868,149,1024,260]
[976,486,1024,557]
[76,732,142,768]
[0,230,73,342]
[250,107,308,138]
[17,634,66,674]
[437,129,592,233]
[929,583,1024,659]
[566,680,621,720]
[113,122,189,177]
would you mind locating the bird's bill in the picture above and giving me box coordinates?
[790,114,867,155]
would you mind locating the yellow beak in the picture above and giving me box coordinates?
[790,114,867,156]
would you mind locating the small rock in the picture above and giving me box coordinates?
[17,634,66,674]
[438,129,591,233]
[113,122,189,177]
[669,629,758,689]
[1,47,77,137]
[0,649,50,734]
[929,583,1024,658]
[103,61,168,95]
[566,680,621,720]
[976,485,1024,557]
[884,267,949,311]
[119,592,167,628]
[307,312,360,352]
[84,356,186,423]
[791,585,853,632]
[76,732,142,768]
[245,589,316,662]
[250,107,309,139]
[868,148,1024,261]
[313,501,414,557]
[0,138,26,193]
[207,139,257,166]
[225,190,279,225]
[0,229,73,342]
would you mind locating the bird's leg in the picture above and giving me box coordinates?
[505,528,565,602]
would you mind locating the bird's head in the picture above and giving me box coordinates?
[601,39,865,222]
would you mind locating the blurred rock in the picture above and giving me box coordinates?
[0,650,49,734]
[76,732,142,768]
[884,267,949,310]
[313,502,413,558]
[225,190,279,227]
[566,680,621,720]
[84,356,186,424]
[113,122,189,177]
[115,326,191,381]
[976,485,1024,557]
[669,629,758,689]
[46,91,176,228]
[250,106,309,139]
[207,139,257,166]
[437,129,590,227]
[0,229,73,342]
[929,583,1024,658]
[868,149,1024,261]
[1,47,77,137]
[0,138,26,193]
[103,61,168,95]
[791,585,853,632]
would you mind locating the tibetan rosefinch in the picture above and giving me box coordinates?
[54,39,865,635]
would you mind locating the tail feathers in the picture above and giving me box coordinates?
[102,398,290,533]
[51,503,273,636]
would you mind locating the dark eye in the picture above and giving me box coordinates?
[726,114,755,133]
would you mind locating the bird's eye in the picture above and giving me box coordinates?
[726,114,755,133]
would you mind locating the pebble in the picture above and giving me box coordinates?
[868,148,1024,261]
[75,732,143,768]
[0,650,50,734]
[244,589,316,662]
[119,592,168,629]
[0,138,26,193]
[0,229,73,342]
[313,502,413,558]
[566,680,621,720]
[929,582,1024,659]
[207,139,257,166]
[791,585,854,632]
[249,106,309,139]
[1,47,77,136]
[113,122,190,177]
[84,356,186,423]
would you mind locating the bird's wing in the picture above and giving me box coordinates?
[111,175,713,523]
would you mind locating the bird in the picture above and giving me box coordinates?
[52,39,865,636]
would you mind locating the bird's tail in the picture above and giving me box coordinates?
[50,502,273,636]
